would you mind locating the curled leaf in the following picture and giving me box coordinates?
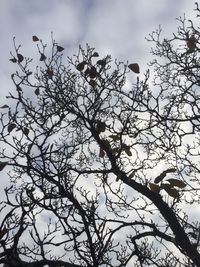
[32,35,39,42]
[128,63,140,74]
[8,123,16,133]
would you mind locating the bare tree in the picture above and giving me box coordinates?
[0,4,200,267]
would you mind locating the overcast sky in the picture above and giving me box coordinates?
[0,0,197,188]
[0,0,198,196]
[0,1,199,264]
[0,0,198,100]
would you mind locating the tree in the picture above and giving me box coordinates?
[0,4,200,267]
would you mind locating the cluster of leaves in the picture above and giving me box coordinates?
[149,167,186,199]
[0,4,200,267]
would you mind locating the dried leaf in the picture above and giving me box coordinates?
[154,168,176,184]
[17,53,24,63]
[8,123,16,133]
[128,63,140,74]
[160,183,172,190]
[89,79,97,87]
[40,53,46,61]
[186,34,197,52]
[164,187,180,199]
[47,68,53,78]
[0,161,8,171]
[116,172,122,181]
[57,45,64,52]
[149,183,160,193]
[0,227,7,240]
[109,134,121,141]
[89,66,97,78]
[9,57,17,63]
[122,144,132,156]
[0,105,9,108]
[167,179,186,188]
[27,72,33,76]
[97,59,106,66]
[32,35,39,42]
[165,168,176,174]
[154,172,166,184]
[124,147,132,156]
[76,61,87,71]
[128,170,136,179]
[99,147,105,158]
[23,127,29,136]
[92,52,99,57]
[96,121,106,133]
[34,88,40,95]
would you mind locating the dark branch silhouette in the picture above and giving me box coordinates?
[1,4,200,267]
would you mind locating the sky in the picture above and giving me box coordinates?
[0,0,198,220]
[0,0,198,101]
[0,1,199,265]
[0,0,198,213]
